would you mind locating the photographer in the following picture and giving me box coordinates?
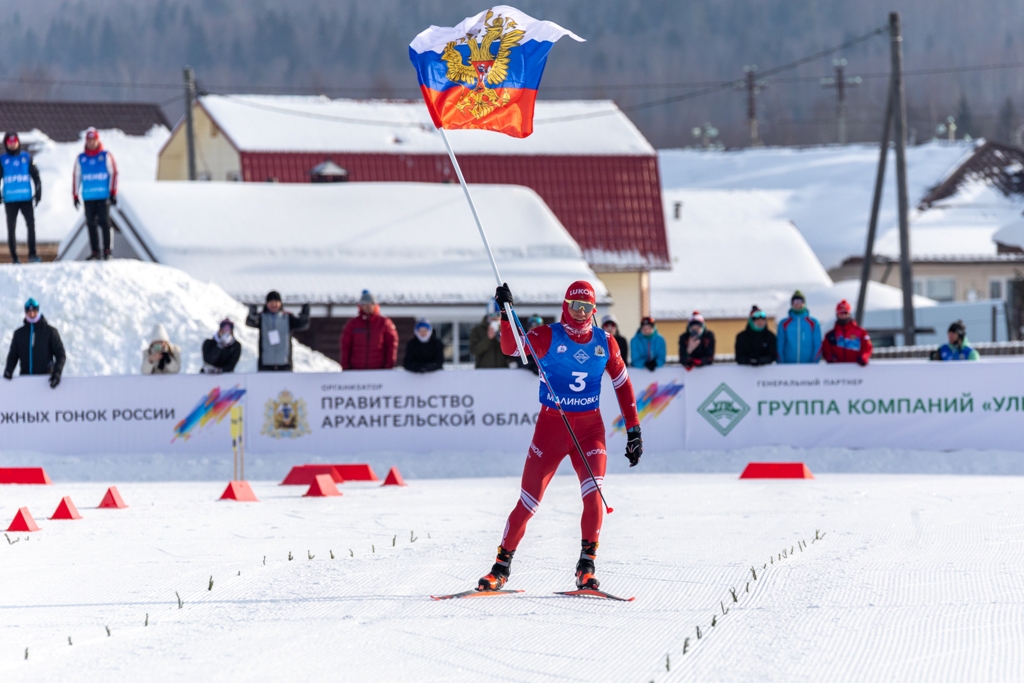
[141,323,181,375]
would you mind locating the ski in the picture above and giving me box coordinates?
[430,589,524,601]
[554,588,635,602]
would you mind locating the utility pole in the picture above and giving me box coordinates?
[183,66,197,182]
[737,66,765,146]
[821,59,861,144]
[855,80,894,325]
[889,12,915,345]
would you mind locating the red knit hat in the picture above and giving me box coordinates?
[836,300,851,316]
[689,311,705,325]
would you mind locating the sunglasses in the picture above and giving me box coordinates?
[565,300,595,314]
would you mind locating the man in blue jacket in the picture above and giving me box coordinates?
[0,132,42,264]
[631,316,666,371]
[777,291,821,364]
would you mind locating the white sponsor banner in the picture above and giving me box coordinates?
[685,360,1024,451]
[0,368,686,457]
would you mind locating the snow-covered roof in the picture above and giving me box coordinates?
[197,95,655,156]
[59,181,605,307]
[21,127,170,242]
[875,180,1024,259]
[658,142,974,270]
[650,189,832,320]
[0,261,337,376]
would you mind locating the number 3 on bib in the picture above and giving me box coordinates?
[570,372,588,392]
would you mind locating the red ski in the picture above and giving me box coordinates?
[554,588,634,602]
[431,589,524,601]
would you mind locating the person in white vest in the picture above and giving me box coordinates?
[141,323,181,375]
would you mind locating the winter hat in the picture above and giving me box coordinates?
[561,280,597,331]
[414,318,432,333]
[791,290,805,303]
[24,297,39,310]
[750,305,766,319]
[150,323,170,343]
[265,290,282,303]
[527,314,544,328]
[5,132,19,148]
[949,319,966,336]
[836,300,852,316]
[85,127,100,141]
[689,311,705,325]
[359,289,376,305]
[640,316,656,327]
[600,313,619,327]
[219,318,234,331]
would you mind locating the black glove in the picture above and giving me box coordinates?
[625,426,643,467]
[49,373,60,389]
[644,359,657,371]
[34,192,41,207]
[495,283,514,307]
[3,370,11,380]
[74,197,80,210]
[109,195,118,206]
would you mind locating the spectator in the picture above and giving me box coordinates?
[678,311,715,370]
[936,320,980,361]
[519,314,545,375]
[470,300,515,369]
[777,290,822,364]
[141,323,181,375]
[631,316,666,371]
[72,128,118,261]
[4,298,64,388]
[821,300,872,366]
[735,306,777,366]
[339,289,398,370]
[601,314,629,365]
[201,318,242,374]
[1,132,42,264]
[246,290,310,372]
[402,318,444,373]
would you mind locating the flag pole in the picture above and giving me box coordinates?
[438,126,528,363]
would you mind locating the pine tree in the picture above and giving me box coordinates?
[996,97,1018,145]
[954,94,978,139]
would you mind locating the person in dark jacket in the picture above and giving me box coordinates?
[735,306,777,366]
[470,299,515,369]
[601,314,629,366]
[403,318,444,373]
[245,290,310,372]
[678,311,715,370]
[339,289,398,370]
[202,318,242,374]
[519,314,545,375]
[1,132,43,264]
[4,298,65,388]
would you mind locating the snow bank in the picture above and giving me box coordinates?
[21,127,171,242]
[0,261,339,376]
[658,142,974,269]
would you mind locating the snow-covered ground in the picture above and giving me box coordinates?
[0,261,339,375]
[2,472,1022,682]
[22,127,171,242]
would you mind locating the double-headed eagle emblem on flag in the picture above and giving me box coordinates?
[441,10,524,119]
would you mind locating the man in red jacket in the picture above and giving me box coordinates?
[339,290,398,370]
[821,300,872,366]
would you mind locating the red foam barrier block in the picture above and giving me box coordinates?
[304,474,342,497]
[280,465,344,486]
[7,507,40,532]
[98,486,127,509]
[51,496,83,520]
[0,467,53,485]
[739,462,814,479]
[382,466,407,487]
[328,464,378,481]
[220,481,259,502]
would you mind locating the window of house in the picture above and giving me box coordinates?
[990,279,1004,300]
[925,278,956,302]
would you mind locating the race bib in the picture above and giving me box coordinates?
[268,330,281,346]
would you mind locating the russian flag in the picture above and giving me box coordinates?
[409,6,583,138]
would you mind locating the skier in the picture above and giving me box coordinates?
[72,128,118,260]
[477,280,643,592]
[0,132,43,263]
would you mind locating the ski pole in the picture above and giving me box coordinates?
[510,309,614,514]
[437,127,528,363]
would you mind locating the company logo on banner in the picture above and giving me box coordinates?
[696,382,750,436]
[173,385,246,442]
[611,379,684,433]
[262,390,311,439]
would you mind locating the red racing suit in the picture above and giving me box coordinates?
[497,316,640,550]
[821,319,872,365]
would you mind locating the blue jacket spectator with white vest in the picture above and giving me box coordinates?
[246,290,310,372]
[72,128,118,260]
[1,132,42,263]
[777,290,822,364]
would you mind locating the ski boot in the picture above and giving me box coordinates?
[86,250,101,261]
[102,249,112,261]
[477,546,515,591]
[575,541,600,590]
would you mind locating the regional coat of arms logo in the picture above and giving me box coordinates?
[441,10,524,119]
[261,390,311,439]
